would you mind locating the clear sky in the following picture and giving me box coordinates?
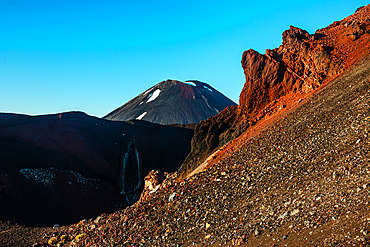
[1,0,368,117]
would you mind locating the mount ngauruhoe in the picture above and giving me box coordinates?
[104,80,237,125]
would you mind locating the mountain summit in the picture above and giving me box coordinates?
[104,80,237,125]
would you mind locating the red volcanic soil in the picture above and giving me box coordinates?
[0,112,193,227]
[180,5,370,178]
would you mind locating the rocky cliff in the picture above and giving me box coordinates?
[179,5,370,178]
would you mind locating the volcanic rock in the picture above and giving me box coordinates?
[180,4,370,178]
[138,170,165,203]
[104,80,237,125]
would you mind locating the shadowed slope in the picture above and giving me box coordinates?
[0,112,193,226]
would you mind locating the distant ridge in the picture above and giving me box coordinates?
[0,112,193,226]
[104,80,237,125]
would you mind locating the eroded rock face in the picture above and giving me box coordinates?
[240,4,370,117]
[138,170,165,202]
[240,49,290,116]
[180,5,370,178]
[240,25,340,116]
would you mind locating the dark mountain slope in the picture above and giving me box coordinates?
[104,80,237,125]
[0,112,193,226]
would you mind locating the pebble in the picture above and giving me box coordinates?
[94,216,101,223]
[169,192,177,202]
[48,237,57,245]
[290,209,299,216]
[278,211,288,219]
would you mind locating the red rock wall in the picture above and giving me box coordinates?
[180,5,370,178]
[240,5,370,116]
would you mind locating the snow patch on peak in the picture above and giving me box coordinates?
[136,112,147,120]
[203,85,213,92]
[184,81,196,87]
[143,89,152,95]
[147,89,161,103]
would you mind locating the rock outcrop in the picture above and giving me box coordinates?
[179,5,370,178]
[138,170,165,203]
[240,4,370,116]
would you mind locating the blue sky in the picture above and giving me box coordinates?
[0,0,368,117]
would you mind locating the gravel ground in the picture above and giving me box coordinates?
[4,54,370,247]
[0,221,47,247]
[29,54,370,247]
